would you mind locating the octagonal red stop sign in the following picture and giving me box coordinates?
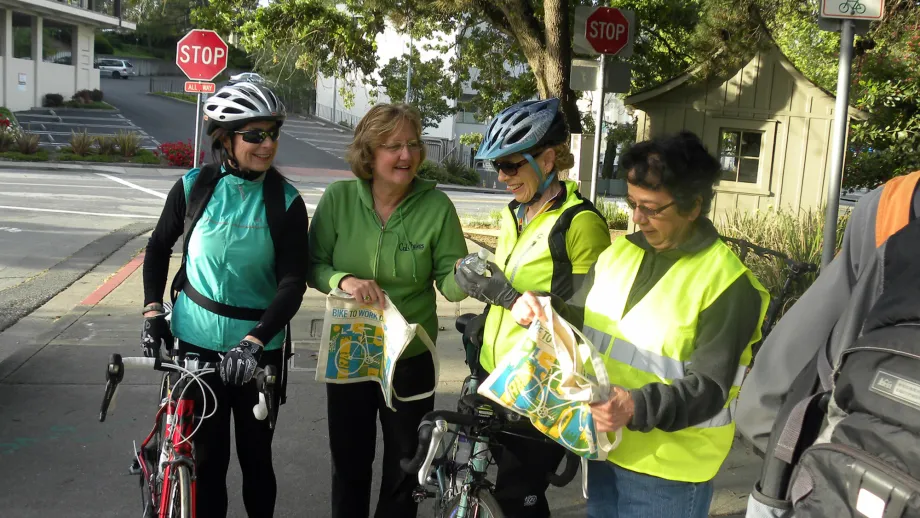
[586,8,630,55]
[176,29,228,82]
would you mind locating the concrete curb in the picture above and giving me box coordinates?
[437,184,508,195]
[147,92,197,105]
[27,104,121,114]
[0,161,186,174]
[0,222,154,381]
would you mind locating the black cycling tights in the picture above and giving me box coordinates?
[179,341,282,518]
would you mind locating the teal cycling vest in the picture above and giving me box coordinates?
[170,167,300,352]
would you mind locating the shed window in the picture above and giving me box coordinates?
[718,129,762,184]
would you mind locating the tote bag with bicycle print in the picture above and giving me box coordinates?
[478,296,621,461]
[315,289,439,411]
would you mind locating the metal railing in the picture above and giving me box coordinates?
[149,78,188,95]
[314,103,360,130]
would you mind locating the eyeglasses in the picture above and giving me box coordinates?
[492,149,546,177]
[626,198,677,218]
[234,128,281,144]
[379,141,422,153]
[492,157,529,176]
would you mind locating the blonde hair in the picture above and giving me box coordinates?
[346,103,427,180]
[550,142,575,173]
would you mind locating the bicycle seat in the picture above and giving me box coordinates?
[456,313,476,334]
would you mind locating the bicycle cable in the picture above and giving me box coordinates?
[160,362,219,446]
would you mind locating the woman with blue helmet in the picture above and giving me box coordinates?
[455,97,611,517]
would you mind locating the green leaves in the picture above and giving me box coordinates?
[379,52,456,129]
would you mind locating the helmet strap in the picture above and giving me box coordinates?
[522,152,556,205]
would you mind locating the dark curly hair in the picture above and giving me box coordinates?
[619,131,722,216]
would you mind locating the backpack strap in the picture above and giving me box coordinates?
[547,194,606,302]
[875,170,920,247]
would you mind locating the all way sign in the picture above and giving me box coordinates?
[185,82,216,94]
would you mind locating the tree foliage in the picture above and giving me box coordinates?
[193,0,920,188]
[378,51,456,130]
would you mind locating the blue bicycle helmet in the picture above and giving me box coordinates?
[476,98,569,204]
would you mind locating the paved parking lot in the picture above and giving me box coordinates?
[13,108,159,151]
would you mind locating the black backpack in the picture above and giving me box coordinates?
[753,218,920,517]
[169,163,294,403]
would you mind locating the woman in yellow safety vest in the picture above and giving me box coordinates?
[454,97,610,517]
[511,131,771,518]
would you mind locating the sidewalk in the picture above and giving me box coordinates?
[0,236,758,517]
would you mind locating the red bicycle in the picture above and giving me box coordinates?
[99,352,277,518]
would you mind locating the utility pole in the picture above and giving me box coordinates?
[405,31,413,104]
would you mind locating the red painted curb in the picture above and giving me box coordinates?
[80,252,145,306]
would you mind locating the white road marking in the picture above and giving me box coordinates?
[96,173,167,199]
[0,205,158,219]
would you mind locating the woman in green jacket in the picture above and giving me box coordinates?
[307,103,469,518]
[454,97,611,517]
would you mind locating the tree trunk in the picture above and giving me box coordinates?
[543,0,582,134]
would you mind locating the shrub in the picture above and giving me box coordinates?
[72,90,93,104]
[90,89,104,102]
[416,160,449,184]
[0,127,16,152]
[16,133,40,154]
[94,135,117,155]
[157,140,203,168]
[114,130,141,157]
[94,34,114,55]
[441,155,480,186]
[717,207,850,317]
[69,130,93,156]
[44,93,64,107]
[595,199,629,230]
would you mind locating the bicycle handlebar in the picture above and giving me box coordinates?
[99,353,277,428]
[400,409,481,477]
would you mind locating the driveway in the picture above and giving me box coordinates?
[101,76,350,170]
[14,108,158,151]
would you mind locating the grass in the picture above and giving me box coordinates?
[154,92,197,103]
[459,209,503,229]
[63,101,115,110]
[57,148,159,164]
[111,45,159,59]
[0,150,50,161]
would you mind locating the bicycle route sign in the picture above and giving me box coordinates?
[821,0,884,20]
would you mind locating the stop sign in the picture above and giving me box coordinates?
[176,30,228,82]
[585,8,631,56]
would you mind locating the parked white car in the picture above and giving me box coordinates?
[229,72,265,84]
[96,59,136,79]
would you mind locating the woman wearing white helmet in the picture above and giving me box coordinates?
[454,98,611,517]
[141,81,309,517]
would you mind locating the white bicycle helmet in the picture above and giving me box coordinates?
[204,82,286,135]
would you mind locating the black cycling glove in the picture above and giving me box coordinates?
[455,260,521,310]
[141,314,172,358]
[220,339,263,386]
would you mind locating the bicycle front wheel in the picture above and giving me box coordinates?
[441,489,506,518]
[165,465,192,518]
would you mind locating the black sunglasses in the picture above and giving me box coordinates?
[234,128,281,144]
[492,149,546,177]
[625,198,677,218]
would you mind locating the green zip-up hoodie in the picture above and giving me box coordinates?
[308,178,469,358]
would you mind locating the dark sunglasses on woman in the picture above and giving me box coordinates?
[234,127,281,144]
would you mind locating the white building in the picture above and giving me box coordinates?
[314,21,488,161]
[0,0,134,112]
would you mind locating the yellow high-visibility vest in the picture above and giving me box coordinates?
[583,236,769,482]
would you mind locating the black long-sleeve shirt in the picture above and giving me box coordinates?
[143,172,309,344]
[552,218,763,433]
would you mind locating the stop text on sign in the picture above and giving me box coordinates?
[588,21,627,41]
[178,45,225,66]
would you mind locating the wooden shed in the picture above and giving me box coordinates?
[623,44,869,222]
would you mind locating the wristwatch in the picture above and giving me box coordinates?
[142,302,164,315]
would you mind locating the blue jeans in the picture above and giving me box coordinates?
[587,461,714,518]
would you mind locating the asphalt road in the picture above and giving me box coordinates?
[100,76,351,171]
[0,168,510,338]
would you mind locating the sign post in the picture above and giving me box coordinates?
[573,7,635,204]
[176,29,229,169]
[817,0,883,267]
